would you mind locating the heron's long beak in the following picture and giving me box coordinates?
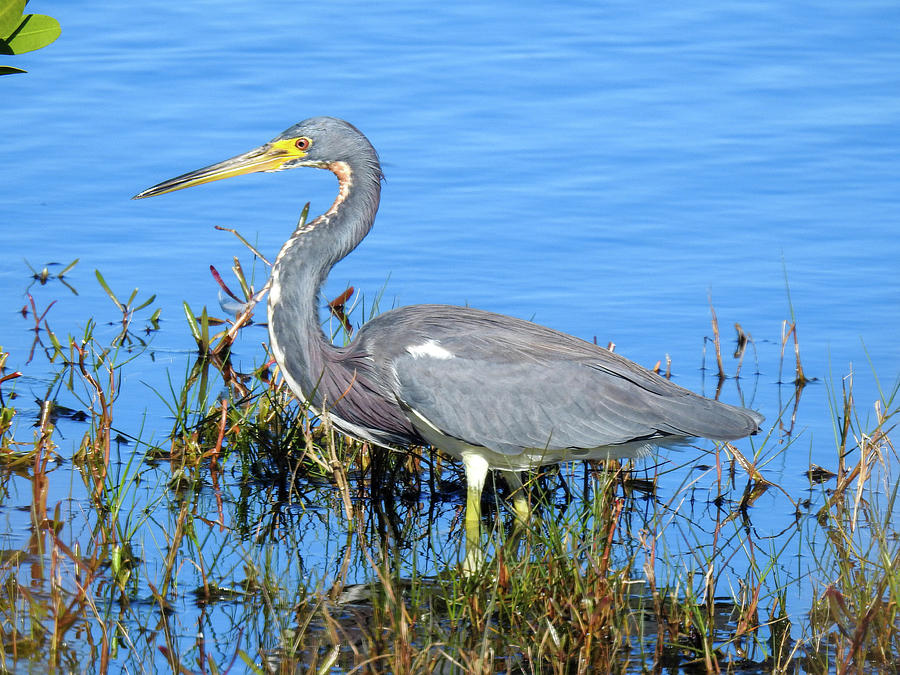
[132,139,308,199]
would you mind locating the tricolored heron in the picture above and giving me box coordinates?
[135,117,763,571]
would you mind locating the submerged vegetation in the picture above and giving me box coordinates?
[0,249,897,674]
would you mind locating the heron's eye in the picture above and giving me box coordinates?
[295,137,312,151]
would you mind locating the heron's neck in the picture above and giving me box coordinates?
[267,158,382,405]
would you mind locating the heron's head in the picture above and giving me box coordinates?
[133,116,380,199]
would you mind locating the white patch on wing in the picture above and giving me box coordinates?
[406,339,454,360]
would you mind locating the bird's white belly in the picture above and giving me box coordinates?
[405,407,653,473]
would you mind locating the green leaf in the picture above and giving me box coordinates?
[298,202,310,228]
[182,302,201,342]
[46,326,63,358]
[5,13,60,54]
[59,258,79,276]
[0,1,26,39]
[95,270,124,312]
[199,307,210,350]
[134,294,157,312]
[0,64,25,75]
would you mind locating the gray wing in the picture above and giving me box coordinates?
[357,305,763,457]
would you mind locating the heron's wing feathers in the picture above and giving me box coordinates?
[362,306,762,457]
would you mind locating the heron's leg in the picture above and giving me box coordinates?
[501,471,532,558]
[461,452,489,574]
[503,471,531,526]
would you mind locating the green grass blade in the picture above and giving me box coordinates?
[95,270,124,312]
[182,301,201,342]
[59,258,79,277]
[134,294,157,312]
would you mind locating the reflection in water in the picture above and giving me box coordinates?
[0,326,893,671]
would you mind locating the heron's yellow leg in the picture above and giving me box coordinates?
[461,453,489,574]
[504,471,531,526]
[463,483,483,573]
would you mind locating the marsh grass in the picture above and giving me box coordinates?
[0,266,897,673]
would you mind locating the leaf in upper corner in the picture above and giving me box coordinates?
[5,13,60,54]
[0,1,26,39]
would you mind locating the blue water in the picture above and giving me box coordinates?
[2,0,899,669]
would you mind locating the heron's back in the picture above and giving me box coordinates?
[348,304,762,465]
